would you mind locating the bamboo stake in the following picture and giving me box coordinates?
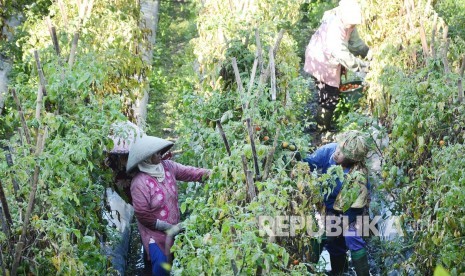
[419,21,429,58]
[34,50,47,98]
[263,127,280,180]
[0,246,6,276]
[50,26,61,56]
[404,0,414,32]
[259,30,284,84]
[431,13,438,59]
[269,48,276,101]
[272,29,285,57]
[85,0,94,22]
[58,0,68,25]
[459,56,465,79]
[11,89,32,145]
[231,259,238,275]
[241,155,256,202]
[0,180,12,230]
[245,118,260,179]
[231,57,246,110]
[10,130,45,276]
[443,39,450,82]
[68,32,80,67]
[246,170,256,202]
[458,79,463,103]
[457,55,464,103]
[3,146,20,195]
[424,0,432,16]
[216,121,231,156]
[255,29,263,73]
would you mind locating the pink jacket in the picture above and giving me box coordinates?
[304,11,369,88]
[130,160,209,258]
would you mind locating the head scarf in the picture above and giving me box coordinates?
[336,130,369,162]
[138,160,166,182]
[338,0,362,25]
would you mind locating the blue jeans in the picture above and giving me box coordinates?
[149,242,169,276]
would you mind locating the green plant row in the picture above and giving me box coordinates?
[147,0,344,274]
[0,0,148,274]
[341,0,465,273]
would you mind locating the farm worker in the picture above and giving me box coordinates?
[304,0,370,131]
[303,130,370,276]
[126,135,211,276]
[105,121,144,204]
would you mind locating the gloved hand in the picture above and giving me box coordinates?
[167,222,185,236]
[154,219,185,236]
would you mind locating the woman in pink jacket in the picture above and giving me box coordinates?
[304,0,370,131]
[126,135,210,275]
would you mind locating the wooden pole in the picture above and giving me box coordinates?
[11,89,32,145]
[216,121,231,156]
[245,118,260,179]
[11,130,45,276]
[263,127,280,180]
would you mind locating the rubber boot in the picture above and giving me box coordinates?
[329,254,349,276]
[351,248,370,276]
[316,106,334,132]
[308,238,324,263]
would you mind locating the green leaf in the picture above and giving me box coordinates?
[180,202,187,214]
[434,266,450,276]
